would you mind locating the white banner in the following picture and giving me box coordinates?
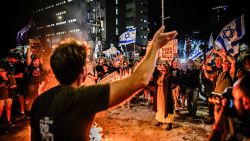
[98,71,120,84]
[159,39,178,62]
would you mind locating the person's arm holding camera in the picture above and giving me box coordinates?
[208,97,228,141]
[225,53,236,80]
[215,49,236,79]
[203,64,216,81]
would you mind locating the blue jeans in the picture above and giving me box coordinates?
[186,87,199,117]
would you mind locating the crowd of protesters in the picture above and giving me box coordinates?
[0,46,48,129]
[0,37,250,140]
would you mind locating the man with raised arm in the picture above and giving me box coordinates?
[30,26,178,141]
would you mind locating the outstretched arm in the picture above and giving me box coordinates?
[27,45,32,66]
[225,53,236,80]
[108,26,178,108]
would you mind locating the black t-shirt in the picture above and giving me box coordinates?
[170,67,182,86]
[28,66,47,85]
[96,65,104,78]
[11,61,25,86]
[30,84,110,141]
[0,77,10,100]
[185,69,200,88]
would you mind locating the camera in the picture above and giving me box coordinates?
[211,87,237,117]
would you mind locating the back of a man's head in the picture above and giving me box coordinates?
[236,74,250,98]
[50,38,87,85]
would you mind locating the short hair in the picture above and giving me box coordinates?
[236,74,250,98]
[102,63,109,68]
[243,54,250,64]
[50,38,87,85]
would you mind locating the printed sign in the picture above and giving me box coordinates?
[98,71,120,84]
[159,39,178,62]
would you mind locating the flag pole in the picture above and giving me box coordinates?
[124,45,128,60]
[134,42,136,58]
[161,0,164,26]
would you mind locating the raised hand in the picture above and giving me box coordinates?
[151,26,178,49]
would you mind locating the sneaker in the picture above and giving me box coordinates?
[155,122,163,127]
[20,113,26,118]
[7,121,15,128]
[162,123,172,130]
[152,119,163,127]
[166,123,172,130]
[15,113,27,121]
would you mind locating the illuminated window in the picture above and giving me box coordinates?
[116,18,118,25]
[116,28,118,35]
[56,21,67,26]
[126,26,134,29]
[116,8,118,15]
[69,29,80,33]
[68,19,77,23]
[56,11,67,16]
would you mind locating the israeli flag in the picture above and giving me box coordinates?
[16,18,33,44]
[119,28,136,46]
[208,33,214,52]
[188,41,202,60]
[214,14,245,55]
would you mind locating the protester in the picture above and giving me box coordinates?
[0,66,15,127]
[243,54,250,72]
[84,61,98,86]
[170,59,182,114]
[208,74,250,141]
[185,59,200,118]
[7,54,27,119]
[30,26,178,141]
[153,60,174,130]
[25,47,47,113]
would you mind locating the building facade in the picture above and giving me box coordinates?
[31,0,148,52]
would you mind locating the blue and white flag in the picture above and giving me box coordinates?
[208,33,214,52]
[214,14,245,55]
[188,41,202,60]
[119,28,136,46]
[16,18,34,44]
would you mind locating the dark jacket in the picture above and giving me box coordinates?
[153,70,173,118]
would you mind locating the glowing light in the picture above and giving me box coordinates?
[58,16,62,20]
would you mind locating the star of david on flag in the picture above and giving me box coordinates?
[214,14,245,56]
[119,28,136,46]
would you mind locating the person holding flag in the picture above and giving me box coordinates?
[214,14,245,56]
[119,28,136,46]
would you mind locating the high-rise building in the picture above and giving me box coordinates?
[125,0,148,46]
[31,0,148,51]
[32,0,88,47]
[105,0,148,46]
[211,5,228,26]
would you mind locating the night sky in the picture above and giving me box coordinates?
[1,0,33,56]
[1,0,249,57]
[149,0,249,40]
